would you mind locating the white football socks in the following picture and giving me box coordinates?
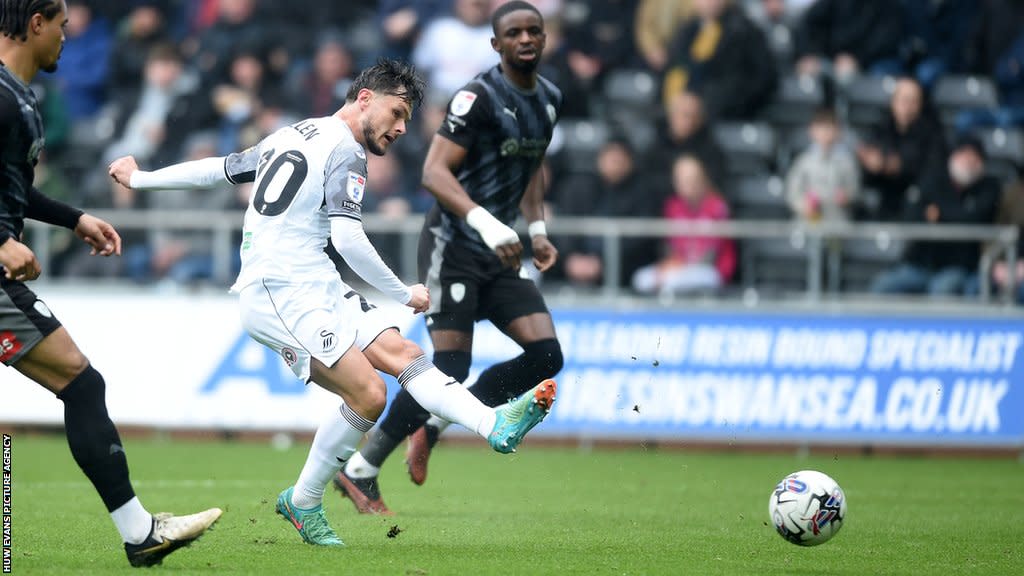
[425,414,452,434]
[398,356,496,438]
[291,403,375,510]
[344,451,380,479]
[111,496,153,544]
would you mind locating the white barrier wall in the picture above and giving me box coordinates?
[4,290,1023,447]
[1,291,422,430]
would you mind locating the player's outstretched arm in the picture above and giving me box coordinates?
[109,151,256,190]
[520,165,557,272]
[422,135,522,268]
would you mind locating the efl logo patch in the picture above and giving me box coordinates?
[347,171,365,203]
[450,90,477,117]
[0,331,24,364]
[281,347,298,367]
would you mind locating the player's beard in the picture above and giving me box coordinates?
[361,119,386,156]
[507,55,540,74]
[41,46,62,73]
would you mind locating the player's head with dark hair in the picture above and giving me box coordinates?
[344,58,425,156]
[0,0,62,40]
[346,57,424,110]
[491,1,542,35]
[0,0,66,73]
[490,1,545,74]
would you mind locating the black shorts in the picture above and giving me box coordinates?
[418,228,549,333]
[1,277,62,366]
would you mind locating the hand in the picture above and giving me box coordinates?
[108,155,140,188]
[531,235,558,272]
[857,146,884,173]
[925,204,940,223]
[0,238,41,281]
[466,207,522,269]
[406,283,430,314]
[75,213,122,256]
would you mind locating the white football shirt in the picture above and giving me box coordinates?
[226,116,368,292]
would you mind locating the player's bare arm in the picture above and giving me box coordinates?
[519,165,557,272]
[422,134,522,268]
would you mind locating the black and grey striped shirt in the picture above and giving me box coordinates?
[428,65,562,255]
[0,64,46,243]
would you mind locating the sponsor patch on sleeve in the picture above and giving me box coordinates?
[450,90,478,117]
[347,171,365,202]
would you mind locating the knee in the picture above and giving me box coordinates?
[356,376,388,421]
[525,338,563,378]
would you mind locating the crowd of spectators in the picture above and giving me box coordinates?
[29,0,1024,303]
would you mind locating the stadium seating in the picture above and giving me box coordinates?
[556,119,610,174]
[933,75,999,127]
[712,122,778,177]
[838,75,897,130]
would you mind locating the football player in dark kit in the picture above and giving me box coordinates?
[0,0,220,566]
[337,0,564,514]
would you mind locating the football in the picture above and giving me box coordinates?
[768,470,847,546]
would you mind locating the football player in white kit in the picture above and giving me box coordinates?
[108,58,556,546]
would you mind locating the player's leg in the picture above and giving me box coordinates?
[413,275,564,462]
[4,281,220,566]
[472,274,563,404]
[277,345,385,545]
[343,240,484,494]
[339,326,472,508]
[239,278,381,545]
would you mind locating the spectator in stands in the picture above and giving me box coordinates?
[967,173,1024,303]
[109,1,170,107]
[564,0,640,87]
[412,0,497,98]
[539,16,592,119]
[190,0,275,87]
[647,91,727,190]
[794,0,902,83]
[785,107,859,222]
[871,136,1000,296]
[632,155,735,295]
[103,44,196,168]
[376,1,449,60]
[958,0,1024,133]
[286,33,355,118]
[634,0,693,72]
[856,77,945,221]
[661,0,777,121]
[51,0,114,122]
[897,0,976,90]
[744,0,814,68]
[554,137,660,288]
[210,47,282,155]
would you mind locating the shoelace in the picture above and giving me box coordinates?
[305,510,338,541]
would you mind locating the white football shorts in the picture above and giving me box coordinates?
[237,276,398,381]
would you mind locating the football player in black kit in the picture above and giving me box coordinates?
[0,0,220,566]
[337,0,564,514]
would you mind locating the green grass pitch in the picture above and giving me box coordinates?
[6,435,1022,575]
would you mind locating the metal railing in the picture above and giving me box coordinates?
[24,212,1020,304]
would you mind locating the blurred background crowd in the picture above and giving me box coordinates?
[26,0,1024,303]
